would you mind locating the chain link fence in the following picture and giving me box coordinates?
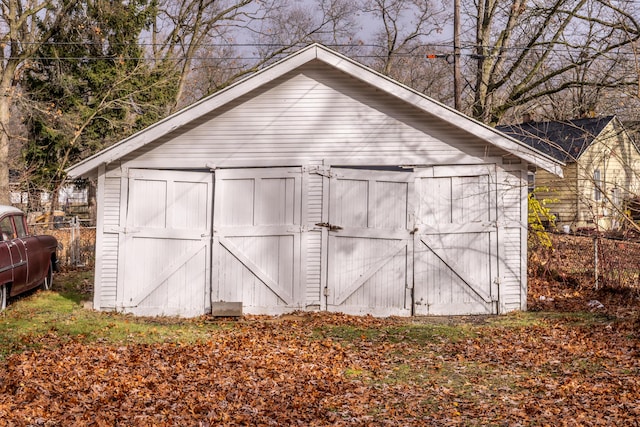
[30,219,96,269]
[530,231,640,292]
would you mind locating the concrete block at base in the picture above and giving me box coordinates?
[211,301,243,317]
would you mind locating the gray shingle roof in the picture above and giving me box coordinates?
[496,116,615,163]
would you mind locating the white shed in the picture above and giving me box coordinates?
[66,44,562,318]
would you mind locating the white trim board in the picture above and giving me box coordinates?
[66,44,563,178]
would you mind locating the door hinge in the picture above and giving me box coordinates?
[110,227,140,234]
[323,287,330,296]
[492,277,500,302]
[306,165,334,178]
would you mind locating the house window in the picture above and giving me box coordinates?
[527,171,535,193]
[594,169,602,201]
[611,187,622,209]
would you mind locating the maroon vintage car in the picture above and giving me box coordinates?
[0,205,58,310]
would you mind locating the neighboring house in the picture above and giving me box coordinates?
[9,169,90,219]
[66,44,561,318]
[497,116,640,231]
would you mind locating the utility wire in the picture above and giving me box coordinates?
[15,51,636,62]
[10,41,635,58]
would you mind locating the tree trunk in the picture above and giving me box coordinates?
[0,70,16,205]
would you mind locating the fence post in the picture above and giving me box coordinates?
[70,216,81,267]
[594,235,599,290]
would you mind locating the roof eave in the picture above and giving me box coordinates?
[66,44,324,178]
[314,47,564,176]
[66,43,564,178]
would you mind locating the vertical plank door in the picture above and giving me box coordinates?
[212,168,303,314]
[325,168,412,316]
[413,165,499,315]
[121,169,212,317]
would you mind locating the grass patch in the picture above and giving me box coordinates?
[480,311,547,328]
[314,322,475,346]
[54,269,94,303]
[391,323,475,343]
[0,288,223,361]
[313,325,385,342]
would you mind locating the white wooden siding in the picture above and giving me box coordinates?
[122,63,503,170]
[498,166,528,312]
[97,175,121,308]
[501,228,524,310]
[305,161,324,308]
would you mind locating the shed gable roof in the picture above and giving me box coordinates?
[496,116,616,163]
[66,44,563,177]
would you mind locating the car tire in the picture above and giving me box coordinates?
[0,283,7,311]
[41,262,53,291]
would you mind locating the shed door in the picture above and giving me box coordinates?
[212,168,302,313]
[325,168,412,316]
[413,166,498,315]
[121,169,212,317]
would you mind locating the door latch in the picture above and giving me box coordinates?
[315,222,343,231]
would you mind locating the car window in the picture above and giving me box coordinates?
[14,215,27,238]
[0,217,15,241]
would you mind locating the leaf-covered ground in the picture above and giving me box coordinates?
[1,234,639,426]
[0,308,638,426]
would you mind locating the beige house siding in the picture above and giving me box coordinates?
[533,121,640,231]
[577,122,640,230]
[533,164,578,227]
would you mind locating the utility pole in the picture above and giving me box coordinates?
[453,0,462,111]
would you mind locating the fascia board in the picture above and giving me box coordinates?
[314,45,564,177]
[66,45,322,178]
[68,43,563,178]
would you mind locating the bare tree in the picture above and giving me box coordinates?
[358,0,448,76]
[0,0,72,204]
[149,0,257,111]
[386,44,456,104]
[247,1,360,70]
[149,0,359,110]
[468,0,640,125]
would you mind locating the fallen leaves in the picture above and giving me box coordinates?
[0,310,638,426]
[0,325,359,425]
[3,232,638,426]
[529,233,640,317]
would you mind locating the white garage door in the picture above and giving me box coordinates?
[212,168,303,314]
[413,166,499,315]
[118,165,504,317]
[325,168,413,316]
[121,169,212,317]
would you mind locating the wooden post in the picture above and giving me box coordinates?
[453,0,462,110]
[594,236,599,290]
